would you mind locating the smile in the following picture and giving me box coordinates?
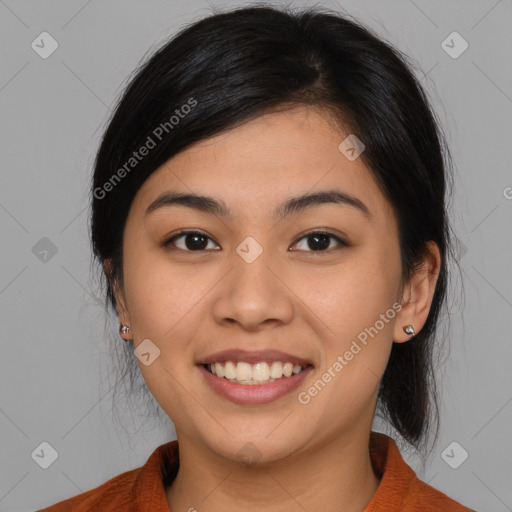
[205,361,308,385]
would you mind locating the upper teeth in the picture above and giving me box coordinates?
[208,361,304,383]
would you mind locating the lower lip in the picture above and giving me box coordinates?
[198,364,313,405]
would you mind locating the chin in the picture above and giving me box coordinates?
[200,429,305,466]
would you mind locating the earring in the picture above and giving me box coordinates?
[119,324,132,342]
[403,325,415,337]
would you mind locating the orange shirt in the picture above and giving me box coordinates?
[37,432,475,511]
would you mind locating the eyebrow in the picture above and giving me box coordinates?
[145,189,371,220]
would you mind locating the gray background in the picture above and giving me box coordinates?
[1,0,511,511]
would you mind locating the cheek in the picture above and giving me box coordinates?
[300,244,402,403]
[304,249,401,338]
[122,250,206,341]
[122,253,207,423]
[296,269,400,434]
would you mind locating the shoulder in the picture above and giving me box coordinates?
[36,467,139,511]
[401,474,477,511]
[366,432,476,511]
[36,440,179,512]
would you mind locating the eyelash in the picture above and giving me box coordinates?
[162,230,348,253]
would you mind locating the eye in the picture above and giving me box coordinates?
[163,229,348,253]
[290,231,348,252]
[163,230,220,251]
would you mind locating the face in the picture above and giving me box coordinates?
[112,105,421,463]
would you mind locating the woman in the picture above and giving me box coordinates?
[39,4,475,511]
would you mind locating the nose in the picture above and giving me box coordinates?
[211,251,294,332]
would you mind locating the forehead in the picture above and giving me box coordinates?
[130,106,395,226]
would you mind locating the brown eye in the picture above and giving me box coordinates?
[163,230,347,253]
[164,231,220,251]
[290,231,347,252]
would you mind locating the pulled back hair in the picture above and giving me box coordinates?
[90,3,455,451]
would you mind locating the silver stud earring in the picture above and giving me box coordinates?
[403,325,415,337]
[119,324,132,342]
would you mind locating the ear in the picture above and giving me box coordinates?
[104,259,131,327]
[393,241,441,343]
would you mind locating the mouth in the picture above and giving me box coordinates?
[197,349,314,404]
[202,361,311,385]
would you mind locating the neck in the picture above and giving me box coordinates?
[166,427,381,512]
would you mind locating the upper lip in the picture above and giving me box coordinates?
[197,349,313,367]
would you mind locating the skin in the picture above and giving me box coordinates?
[107,105,441,512]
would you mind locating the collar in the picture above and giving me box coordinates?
[128,431,470,511]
